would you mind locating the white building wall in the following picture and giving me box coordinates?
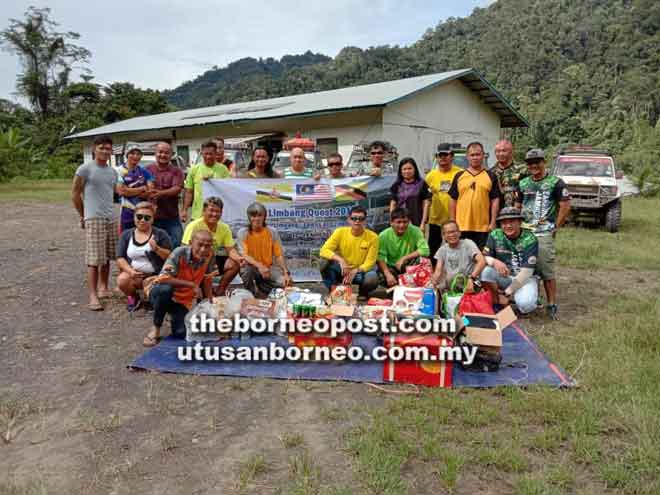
[382,80,502,172]
[284,123,383,162]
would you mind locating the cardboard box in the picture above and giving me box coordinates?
[382,334,453,387]
[458,305,517,348]
[239,298,276,319]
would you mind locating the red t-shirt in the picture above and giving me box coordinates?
[147,164,184,220]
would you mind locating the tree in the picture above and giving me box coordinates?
[0,7,90,118]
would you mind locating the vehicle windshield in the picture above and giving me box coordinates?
[453,154,468,169]
[556,157,614,177]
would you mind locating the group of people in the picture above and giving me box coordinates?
[72,134,570,346]
[317,140,571,321]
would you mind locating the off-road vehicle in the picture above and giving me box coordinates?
[552,145,623,232]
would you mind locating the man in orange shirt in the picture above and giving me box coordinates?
[236,202,292,297]
[448,142,500,250]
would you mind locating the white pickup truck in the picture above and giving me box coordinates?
[552,146,623,232]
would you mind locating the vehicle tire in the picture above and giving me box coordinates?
[604,200,622,233]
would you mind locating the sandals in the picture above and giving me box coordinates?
[87,302,104,311]
[143,331,162,347]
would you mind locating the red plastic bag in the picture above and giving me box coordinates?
[458,290,495,315]
[399,259,433,287]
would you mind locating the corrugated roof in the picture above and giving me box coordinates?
[67,68,527,139]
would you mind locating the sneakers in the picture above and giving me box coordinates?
[546,304,558,320]
[127,295,142,313]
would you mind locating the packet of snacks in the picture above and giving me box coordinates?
[329,285,353,305]
[398,259,433,287]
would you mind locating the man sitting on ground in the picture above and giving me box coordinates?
[145,230,216,346]
[181,197,244,296]
[481,207,539,314]
[377,207,430,288]
[237,202,292,297]
[430,220,486,292]
[319,206,379,299]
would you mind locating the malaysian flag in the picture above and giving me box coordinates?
[295,183,333,202]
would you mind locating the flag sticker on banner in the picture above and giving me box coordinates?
[294,183,333,203]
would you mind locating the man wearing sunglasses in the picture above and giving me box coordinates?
[518,149,571,320]
[366,141,387,177]
[326,153,346,179]
[319,206,379,299]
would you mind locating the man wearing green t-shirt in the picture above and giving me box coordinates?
[481,207,539,314]
[377,207,430,287]
[518,149,571,320]
[182,140,231,222]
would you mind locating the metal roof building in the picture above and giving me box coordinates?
[70,68,527,168]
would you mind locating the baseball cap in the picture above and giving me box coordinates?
[436,143,453,154]
[525,149,545,161]
[126,143,143,154]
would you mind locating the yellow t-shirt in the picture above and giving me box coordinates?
[184,162,231,220]
[425,165,463,225]
[319,226,379,272]
[181,218,235,255]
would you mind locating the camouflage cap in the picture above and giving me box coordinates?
[525,148,545,161]
[496,207,524,221]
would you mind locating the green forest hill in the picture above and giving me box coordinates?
[1,0,659,192]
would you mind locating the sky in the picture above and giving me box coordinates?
[0,0,494,102]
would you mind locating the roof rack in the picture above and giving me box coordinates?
[557,144,612,156]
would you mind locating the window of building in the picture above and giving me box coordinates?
[317,138,338,159]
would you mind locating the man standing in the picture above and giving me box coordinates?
[519,149,571,320]
[116,144,153,232]
[448,141,500,250]
[481,208,539,315]
[284,147,320,179]
[72,135,119,311]
[144,230,216,346]
[366,141,388,177]
[146,142,184,248]
[214,137,234,168]
[377,208,430,288]
[181,197,244,296]
[491,139,527,208]
[425,143,463,260]
[430,220,486,292]
[326,152,346,179]
[182,141,231,222]
[319,206,379,299]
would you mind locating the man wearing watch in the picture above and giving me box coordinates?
[481,207,539,315]
[319,205,379,300]
[236,202,292,298]
[430,220,486,292]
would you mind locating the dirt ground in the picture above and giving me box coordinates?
[0,202,648,494]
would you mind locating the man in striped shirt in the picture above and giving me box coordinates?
[283,147,320,179]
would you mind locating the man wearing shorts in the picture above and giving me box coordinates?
[72,135,119,311]
[519,149,571,320]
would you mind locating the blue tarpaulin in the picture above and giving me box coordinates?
[129,323,575,388]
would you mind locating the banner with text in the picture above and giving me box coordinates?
[203,176,396,282]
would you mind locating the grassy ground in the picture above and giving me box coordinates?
[342,196,660,494]
[1,189,657,494]
[0,179,71,203]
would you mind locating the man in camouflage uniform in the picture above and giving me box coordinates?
[481,207,539,315]
[491,139,527,208]
[519,149,571,320]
